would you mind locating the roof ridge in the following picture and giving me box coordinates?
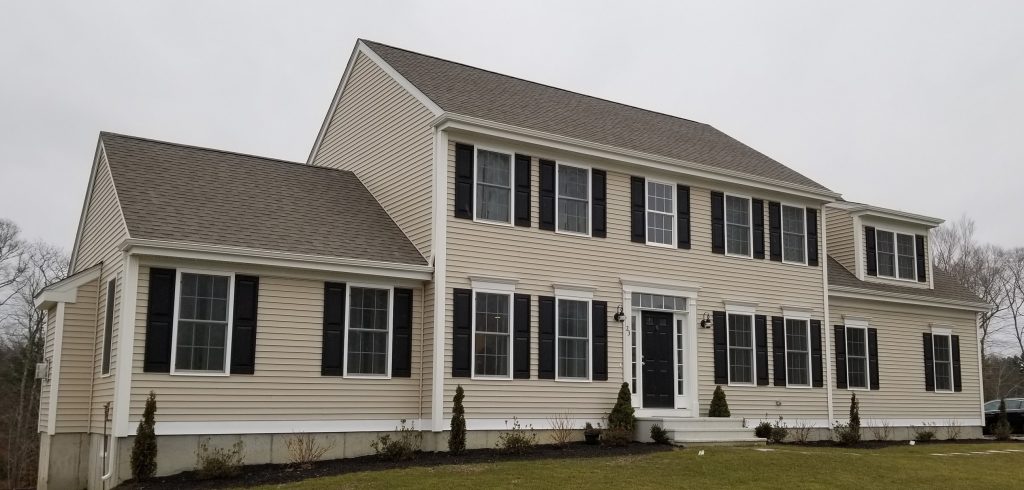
[360,39,708,128]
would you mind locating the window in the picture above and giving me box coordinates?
[646,181,674,245]
[101,278,116,375]
[845,326,869,389]
[875,230,916,280]
[475,149,512,223]
[727,313,754,384]
[557,164,589,234]
[933,333,953,391]
[473,292,511,377]
[346,286,391,376]
[781,205,806,264]
[557,298,590,379]
[725,195,751,256]
[785,319,810,386]
[173,272,232,373]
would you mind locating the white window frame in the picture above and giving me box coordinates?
[342,283,395,379]
[724,193,753,258]
[645,179,676,248]
[931,328,954,393]
[470,287,514,380]
[555,161,592,237]
[100,277,116,377]
[780,203,808,265]
[874,228,917,281]
[783,317,812,388]
[472,146,515,226]
[726,309,756,386]
[554,289,593,382]
[169,268,235,376]
[844,324,870,390]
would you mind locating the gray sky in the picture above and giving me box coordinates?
[2,1,1022,251]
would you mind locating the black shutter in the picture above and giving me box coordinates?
[865,226,877,276]
[677,185,691,249]
[452,288,472,377]
[391,288,413,378]
[807,208,819,266]
[952,335,963,392]
[538,296,556,379]
[768,202,782,262]
[454,143,474,219]
[230,275,259,375]
[630,177,646,243]
[591,169,607,238]
[756,315,769,386]
[539,160,556,231]
[514,154,531,227]
[834,325,847,389]
[143,268,176,373]
[772,317,786,386]
[868,327,879,390]
[713,311,728,384]
[321,282,346,376]
[811,320,823,387]
[923,333,934,391]
[752,199,765,259]
[915,235,927,282]
[513,294,531,379]
[592,301,608,381]
[711,191,725,254]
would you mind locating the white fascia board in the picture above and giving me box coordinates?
[33,264,103,309]
[829,287,992,312]
[844,204,944,228]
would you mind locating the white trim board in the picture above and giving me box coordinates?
[154,417,610,435]
[742,418,984,429]
[430,128,449,431]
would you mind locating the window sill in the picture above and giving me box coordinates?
[555,229,592,239]
[100,372,112,379]
[645,240,676,249]
[471,375,513,381]
[343,374,392,380]
[845,386,871,391]
[472,217,514,228]
[781,259,809,267]
[169,370,230,377]
[725,252,754,260]
[554,377,592,383]
[727,382,756,388]
[785,384,813,389]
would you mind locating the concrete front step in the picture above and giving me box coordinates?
[669,428,758,440]
[672,437,766,447]
[638,416,760,445]
[659,417,747,431]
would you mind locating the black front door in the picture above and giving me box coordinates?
[641,311,674,408]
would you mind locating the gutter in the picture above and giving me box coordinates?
[828,286,992,312]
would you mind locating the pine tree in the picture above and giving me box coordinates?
[848,393,861,443]
[131,391,158,480]
[608,382,636,431]
[708,385,730,417]
[448,385,467,454]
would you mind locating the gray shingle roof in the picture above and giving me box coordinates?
[362,40,830,193]
[100,132,427,266]
[827,256,985,306]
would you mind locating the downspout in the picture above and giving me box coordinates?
[87,263,104,481]
[821,207,835,430]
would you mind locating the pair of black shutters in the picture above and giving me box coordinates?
[451,289,608,381]
[922,332,963,392]
[833,326,880,390]
[454,143,608,236]
[630,177,691,248]
[321,283,414,377]
[710,311,823,386]
[863,226,928,282]
[711,192,819,265]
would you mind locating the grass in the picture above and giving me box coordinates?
[254,443,1024,489]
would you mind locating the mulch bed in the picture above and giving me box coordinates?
[117,442,673,489]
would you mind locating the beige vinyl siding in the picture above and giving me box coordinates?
[444,140,829,421]
[825,206,855,272]
[90,271,119,432]
[129,265,429,424]
[829,296,981,420]
[55,280,99,433]
[310,52,434,259]
[39,306,57,432]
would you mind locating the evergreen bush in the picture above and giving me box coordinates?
[130,391,158,480]
[708,386,730,417]
[608,382,636,431]
[449,385,467,454]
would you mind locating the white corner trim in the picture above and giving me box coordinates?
[842,315,870,327]
[46,303,65,435]
[724,300,758,314]
[112,254,139,436]
[430,128,448,432]
[469,276,518,292]
[781,306,812,320]
[619,276,700,297]
[553,285,595,300]
[821,206,835,427]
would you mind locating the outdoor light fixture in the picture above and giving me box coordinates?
[700,312,713,329]
[613,305,625,322]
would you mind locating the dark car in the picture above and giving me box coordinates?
[983,398,1024,434]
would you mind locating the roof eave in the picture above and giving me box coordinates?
[828,285,992,312]
[34,263,103,309]
[830,202,944,227]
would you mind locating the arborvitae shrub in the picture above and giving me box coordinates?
[449,385,467,454]
[848,393,861,442]
[131,391,158,480]
[708,386,730,417]
[608,382,635,431]
[994,398,1013,441]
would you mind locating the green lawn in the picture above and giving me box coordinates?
[256,443,1024,489]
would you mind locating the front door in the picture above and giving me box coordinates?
[641,311,674,408]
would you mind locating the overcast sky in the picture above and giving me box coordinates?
[1,1,1022,251]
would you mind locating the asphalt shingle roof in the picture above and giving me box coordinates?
[100,132,427,266]
[362,40,830,193]
[827,256,984,306]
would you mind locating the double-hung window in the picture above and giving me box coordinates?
[781,205,807,264]
[845,326,869,389]
[646,180,675,246]
[346,286,391,376]
[173,272,232,373]
[475,149,513,223]
[932,333,953,391]
[727,313,754,384]
[101,278,116,375]
[725,195,751,256]
[557,298,590,379]
[556,164,589,234]
[875,230,916,280]
[473,291,511,378]
[785,319,810,386]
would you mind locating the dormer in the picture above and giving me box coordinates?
[825,201,943,290]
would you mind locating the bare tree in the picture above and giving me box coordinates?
[1004,248,1024,360]
[0,219,28,315]
[983,355,1024,401]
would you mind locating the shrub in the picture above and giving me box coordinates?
[195,439,244,480]
[789,423,813,443]
[869,421,893,441]
[769,418,789,444]
[602,427,632,447]
[608,382,636,431]
[583,422,602,445]
[449,385,467,454]
[650,425,670,445]
[994,399,1013,441]
[943,419,963,441]
[847,393,861,442]
[754,420,773,439]
[285,433,335,468]
[131,391,158,480]
[913,424,936,442]
[833,422,861,446]
[496,417,537,454]
[708,386,730,417]
[548,411,576,447]
[371,420,421,461]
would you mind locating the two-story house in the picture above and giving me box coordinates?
[35,40,988,489]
